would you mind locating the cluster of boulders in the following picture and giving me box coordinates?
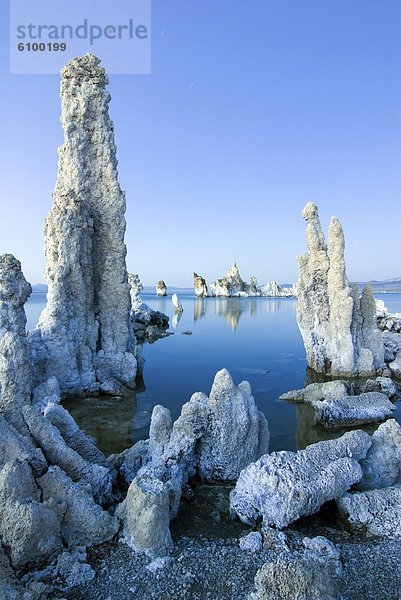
[129,273,170,343]
[230,418,401,540]
[280,377,397,429]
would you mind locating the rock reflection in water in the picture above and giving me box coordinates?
[63,392,141,456]
[172,311,183,328]
[192,297,287,331]
[193,298,207,322]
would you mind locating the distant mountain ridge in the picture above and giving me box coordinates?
[352,277,401,292]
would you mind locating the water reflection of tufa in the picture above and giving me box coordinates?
[193,298,207,322]
[192,297,286,331]
[172,311,183,328]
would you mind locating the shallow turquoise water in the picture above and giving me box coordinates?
[25,292,401,455]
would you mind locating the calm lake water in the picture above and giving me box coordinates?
[25,292,401,456]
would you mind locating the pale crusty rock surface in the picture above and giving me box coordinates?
[0,254,33,435]
[312,392,395,429]
[23,405,113,504]
[296,202,384,376]
[357,419,401,491]
[0,415,46,477]
[0,460,63,568]
[31,53,136,395]
[337,486,401,539]
[193,272,208,297]
[117,470,174,557]
[117,370,268,555]
[230,430,371,529]
[280,380,396,428]
[198,369,269,482]
[38,466,119,549]
[156,280,167,296]
[250,536,342,600]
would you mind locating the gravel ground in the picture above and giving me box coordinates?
[55,534,401,600]
[51,487,401,600]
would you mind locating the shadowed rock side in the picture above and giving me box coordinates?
[193,272,208,297]
[0,254,33,435]
[30,53,136,396]
[296,202,384,376]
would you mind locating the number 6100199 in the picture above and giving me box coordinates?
[18,42,67,51]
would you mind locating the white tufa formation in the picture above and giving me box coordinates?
[296,203,384,376]
[210,262,261,297]
[0,254,33,435]
[31,54,136,395]
[172,293,183,312]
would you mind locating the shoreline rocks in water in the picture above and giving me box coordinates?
[280,378,397,429]
[129,273,170,343]
[296,202,385,377]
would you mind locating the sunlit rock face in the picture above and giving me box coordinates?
[259,281,295,297]
[156,281,167,296]
[230,430,371,530]
[193,272,208,297]
[210,262,261,297]
[296,202,384,377]
[0,254,32,435]
[31,53,136,395]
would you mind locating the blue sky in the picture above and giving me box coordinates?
[0,0,400,287]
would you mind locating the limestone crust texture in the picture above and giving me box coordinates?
[250,536,342,600]
[117,369,269,555]
[31,53,136,395]
[281,381,395,429]
[0,254,33,434]
[296,202,384,376]
[230,430,371,529]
